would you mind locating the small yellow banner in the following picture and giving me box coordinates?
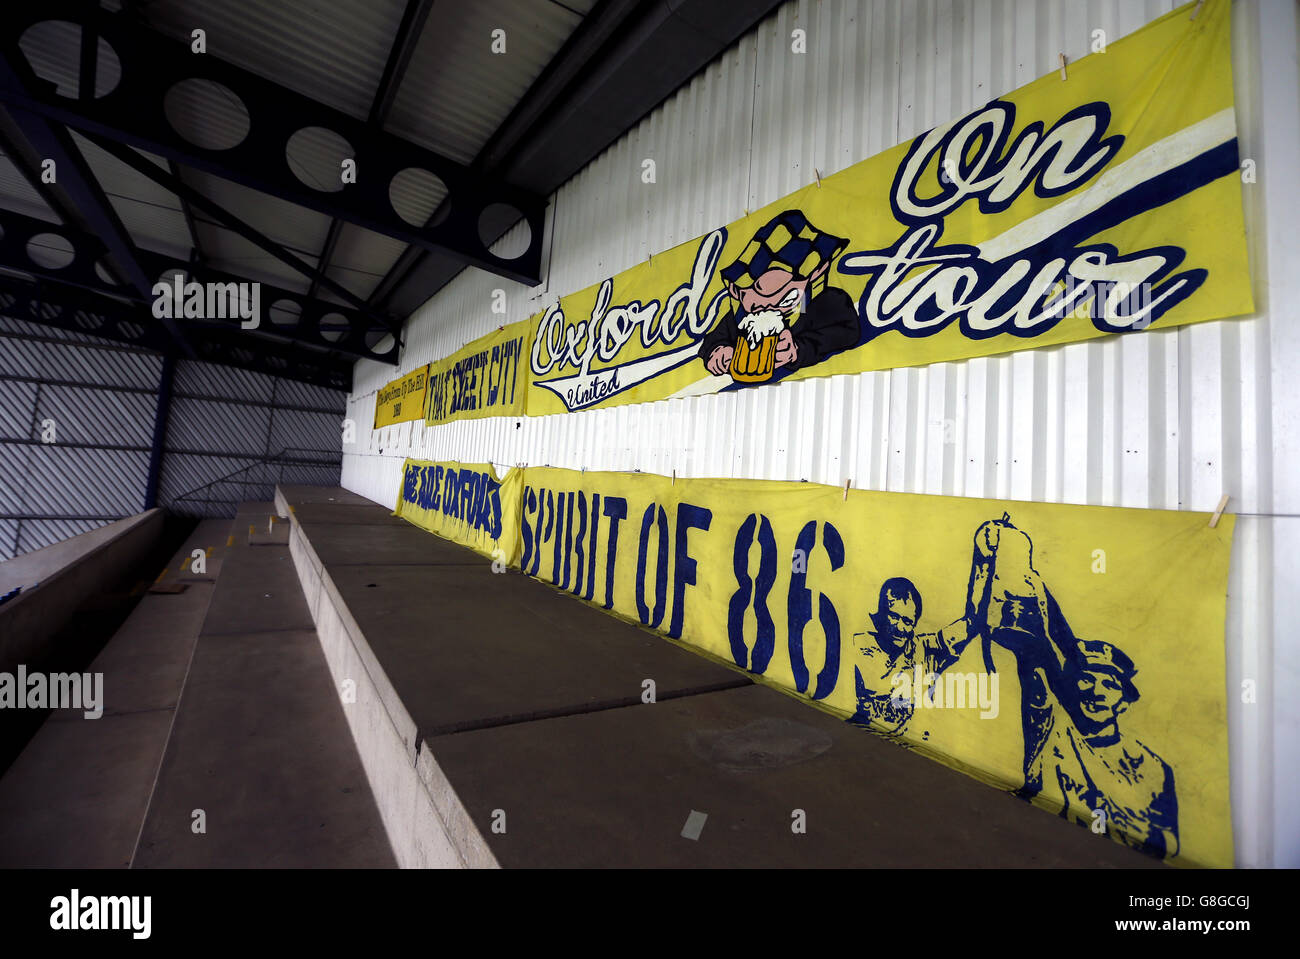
[394,459,522,564]
[373,364,430,427]
[424,321,530,425]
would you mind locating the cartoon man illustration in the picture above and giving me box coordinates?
[697,210,859,382]
[965,514,1179,858]
[847,577,976,736]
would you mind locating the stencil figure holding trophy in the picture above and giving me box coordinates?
[698,210,860,383]
[964,513,1180,858]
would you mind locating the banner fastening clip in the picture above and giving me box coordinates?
[1209,493,1229,528]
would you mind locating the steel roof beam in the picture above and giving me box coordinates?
[310,0,437,303]
[0,207,399,365]
[0,73,195,357]
[0,1,546,286]
[0,274,353,391]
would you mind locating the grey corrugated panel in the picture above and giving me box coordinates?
[16,518,115,558]
[385,0,585,164]
[268,408,343,456]
[0,379,37,439]
[15,19,115,98]
[192,222,317,294]
[164,396,271,456]
[0,152,57,222]
[33,384,156,447]
[276,463,341,488]
[142,0,408,122]
[0,519,17,562]
[113,206,193,262]
[324,262,382,301]
[187,172,332,253]
[69,134,194,259]
[0,442,31,512]
[18,445,146,516]
[324,223,407,300]
[159,451,263,508]
[0,333,163,387]
[174,358,273,402]
[0,315,140,349]
[273,377,346,412]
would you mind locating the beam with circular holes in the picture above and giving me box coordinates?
[0,208,400,365]
[0,3,547,286]
[0,274,354,391]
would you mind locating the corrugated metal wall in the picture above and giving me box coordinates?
[0,313,346,559]
[159,360,345,516]
[0,316,159,559]
[341,0,1300,866]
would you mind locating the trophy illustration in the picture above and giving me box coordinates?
[730,309,785,382]
[968,513,1051,654]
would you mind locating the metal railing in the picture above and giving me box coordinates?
[166,447,341,517]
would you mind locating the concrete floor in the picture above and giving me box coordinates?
[0,487,1169,868]
[278,485,1163,869]
[0,508,394,868]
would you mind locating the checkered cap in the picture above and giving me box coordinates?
[720,210,848,288]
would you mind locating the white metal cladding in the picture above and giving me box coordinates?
[343,0,1300,866]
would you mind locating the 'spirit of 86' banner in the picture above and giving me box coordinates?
[395,459,1236,868]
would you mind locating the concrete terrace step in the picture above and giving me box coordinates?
[276,484,1161,869]
[0,518,228,867]
[0,508,395,869]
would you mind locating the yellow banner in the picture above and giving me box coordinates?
[394,459,523,564]
[525,0,1250,415]
[424,321,530,425]
[517,467,1235,867]
[373,364,429,427]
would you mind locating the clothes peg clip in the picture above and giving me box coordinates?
[672,469,676,485]
[843,478,852,501]
[815,168,822,187]
[1191,0,1205,20]
[1209,493,1229,528]
[1059,53,1067,80]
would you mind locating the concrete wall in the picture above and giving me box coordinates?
[340,0,1300,866]
[0,508,162,677]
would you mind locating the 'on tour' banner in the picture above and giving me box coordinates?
[523,0,1250,415]
[395,460,1236,867]
[394,459,522,563]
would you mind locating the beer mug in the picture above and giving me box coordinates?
[731,333,777,382]
[731,310,785,383]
